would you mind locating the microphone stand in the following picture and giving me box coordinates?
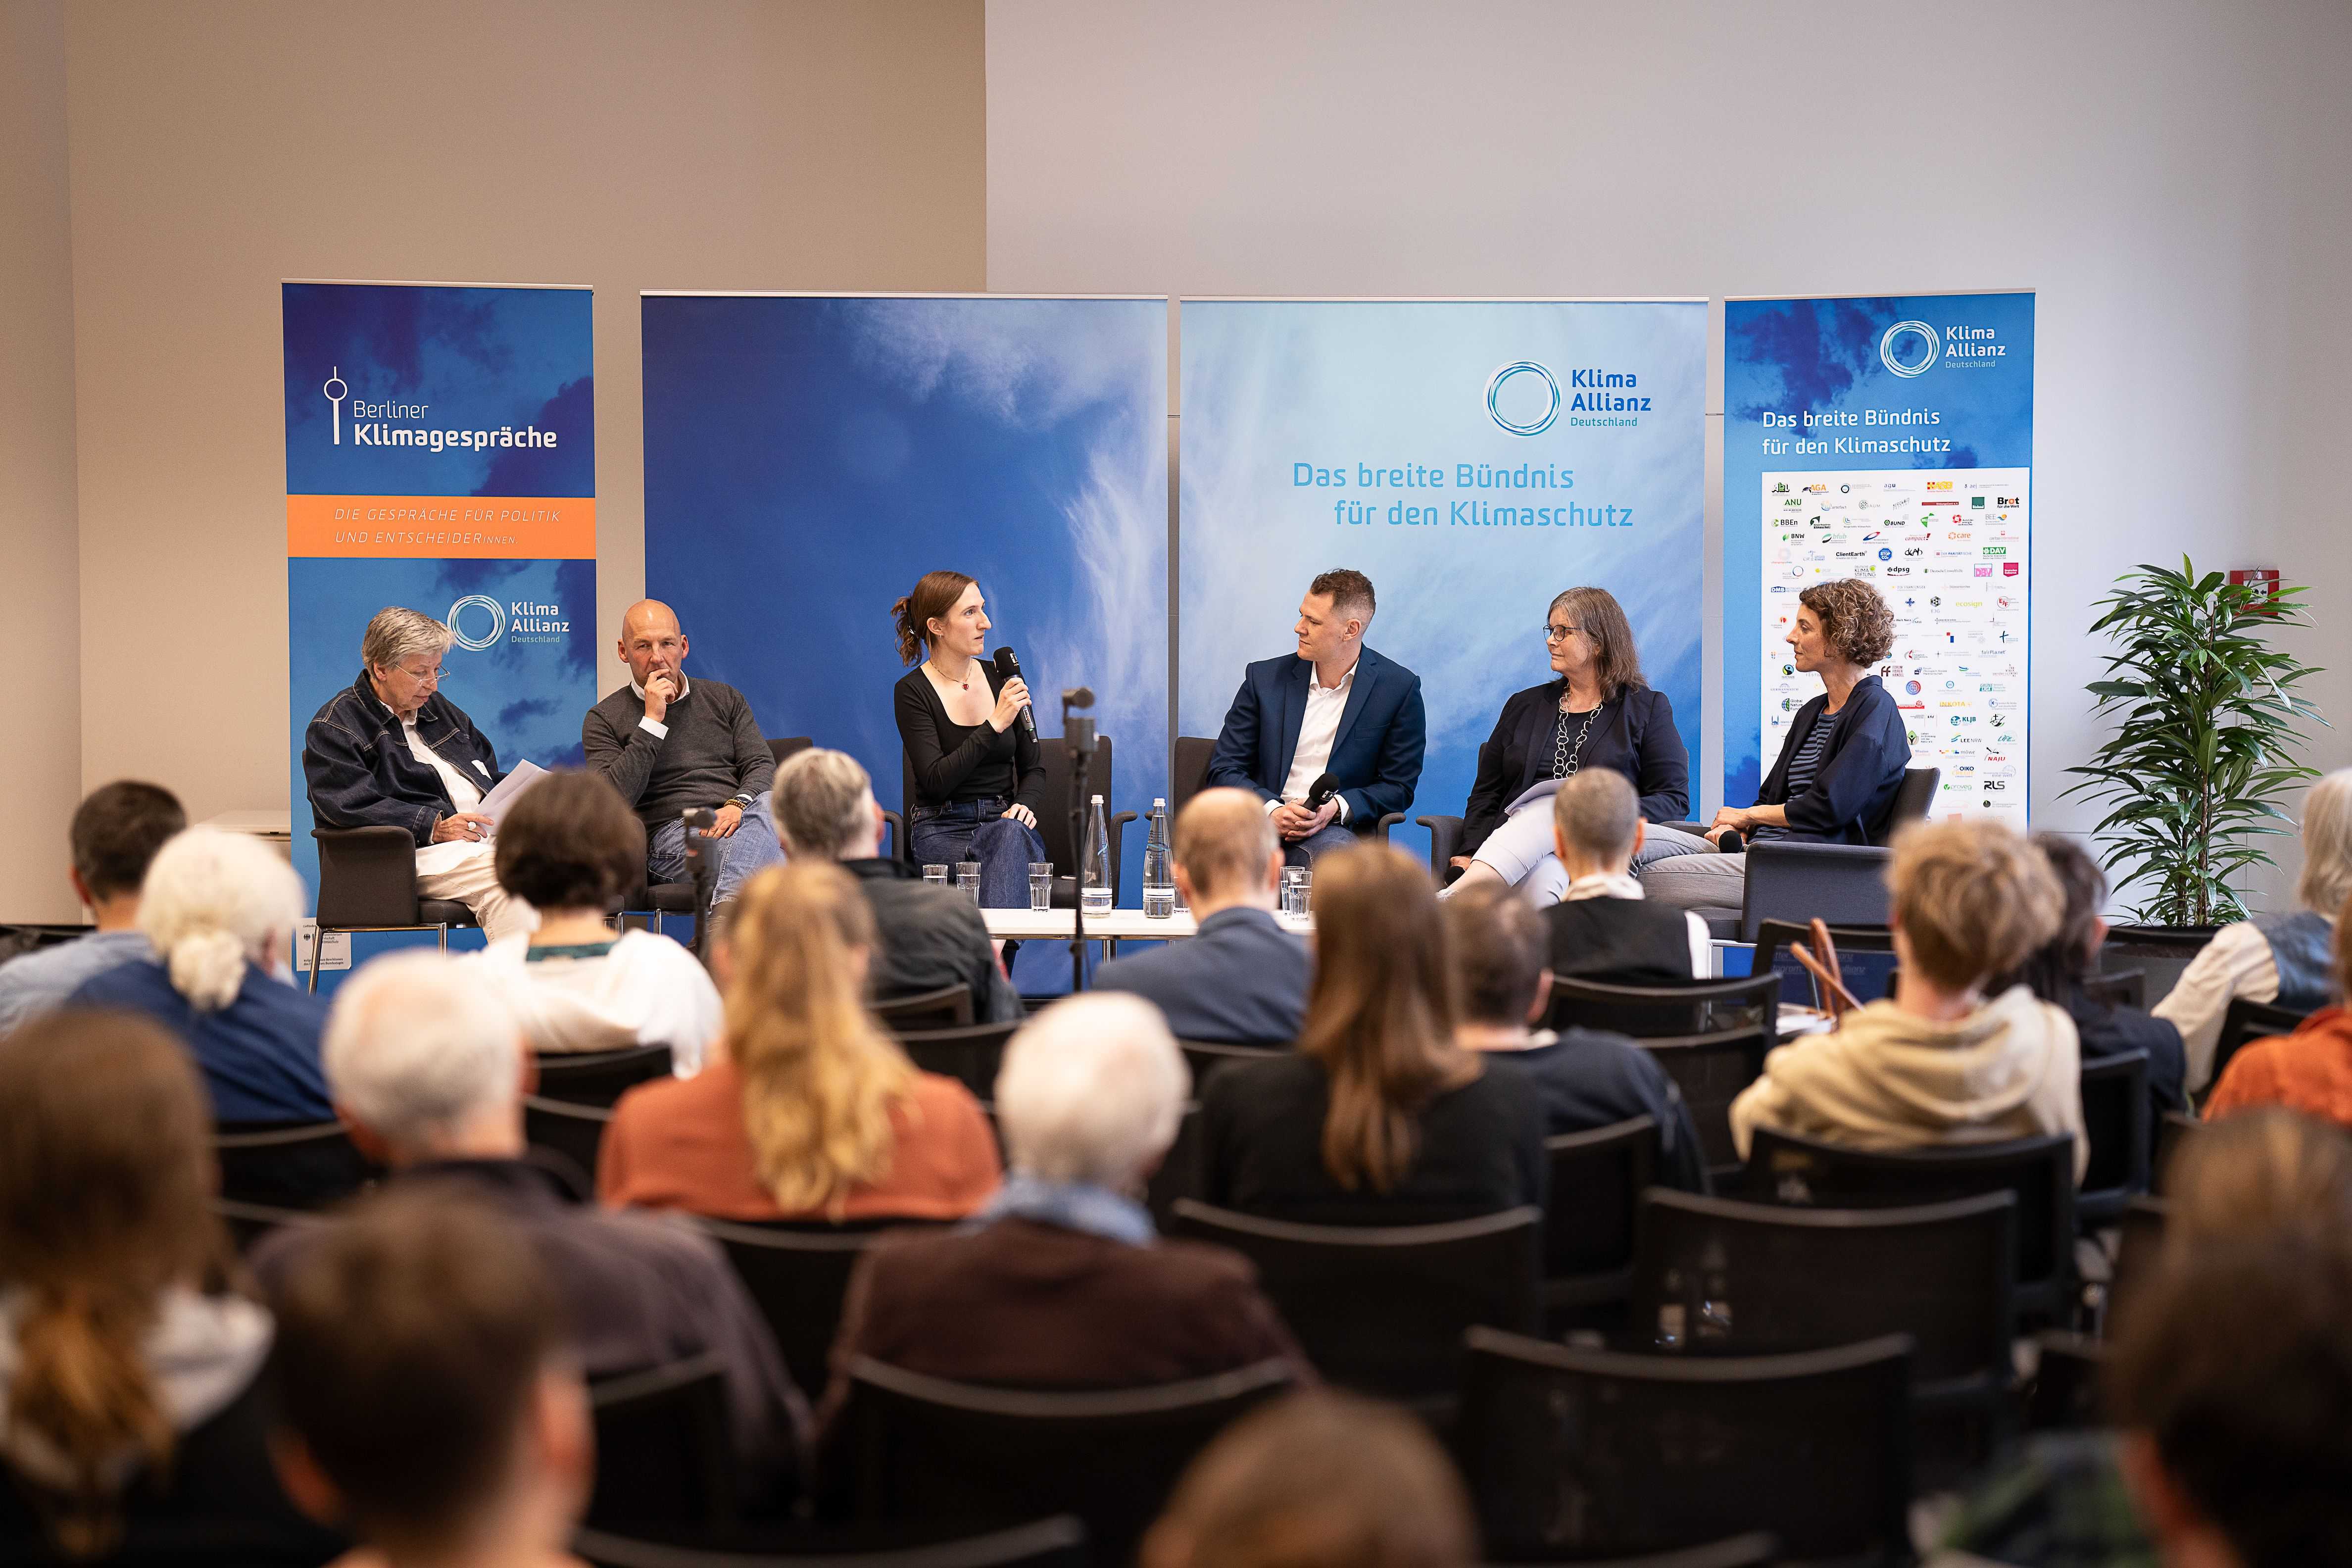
[681,808,719,968]
[1061,687,1096,996]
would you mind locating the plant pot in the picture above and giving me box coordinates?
[2105,923,2223,952]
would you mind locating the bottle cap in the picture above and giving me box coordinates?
[1091,793,1104,803]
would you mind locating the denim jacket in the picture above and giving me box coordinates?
[303,670,505,846]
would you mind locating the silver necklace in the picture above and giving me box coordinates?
[1552,694,1601,779]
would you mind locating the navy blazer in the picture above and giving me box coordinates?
[304,671,505,846]
[1094,906,1309,1047]
[1460,682,1689,855]
[1204,646,1426,827]
[1754,675,1911,844]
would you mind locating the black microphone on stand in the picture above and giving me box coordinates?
[991,646,1037,744]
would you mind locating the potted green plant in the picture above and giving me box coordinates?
[2065,558,2326,931]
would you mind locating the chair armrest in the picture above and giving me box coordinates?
[312,827,422,928]
[1416,814,1466,874]
[1372,811,1406,841]
[1110,811,1136,901]
[880,809,907,865]
[1657,821,1707,836]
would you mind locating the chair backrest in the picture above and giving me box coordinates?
[841,1355,1295,1564]
[1176,1038,1288,1088]
[311,825,422,928]
[2154,1111,2201,1195]
[767,735,814,769]
[211,1121,376,1209]
[573,1518,1090,1568]
[695,1216,937,1397]
[1457,1325,1913,1563]
[873,983,976,1030]
[1635,1024,1774,1184]
[1543,1117,1658,1296]
[213,1197,321,1253]
[1036,734,1117,885]
[1873,766,1940,843]
[585,1353,738,1530]
[2025,1329,2107,1433]
[2212,995,2310,1087]
[1142,1102,1204,1229]
[1546,973,1779,1039]
[1631,1189,2013,1394]
[1165,1200,1542,1409]
[1739,843,1895,944]
[1171,735,1217,820]
[2081,967,2147,1010]
[533,1045,675,1108]
[523,1094,615,1191]
[890,1021,1018,1099]
[2077,1049,2152,1211]
[1750,919,1899,1009]
[1551,1538,1783,1568]
[2110,1195,2170,1323]
[1744,1127,2076,1320]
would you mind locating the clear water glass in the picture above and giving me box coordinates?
[922,864,949,886]
[1029,862,1054,912]
[955,863,981,905]
[1281,867,1310,916]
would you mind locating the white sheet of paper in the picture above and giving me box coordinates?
[1504,777,1562,818]
[477,759,549,831]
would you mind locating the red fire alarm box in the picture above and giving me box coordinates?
[2229,567,2282,614]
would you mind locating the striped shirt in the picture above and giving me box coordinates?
[1750,721,1833,842]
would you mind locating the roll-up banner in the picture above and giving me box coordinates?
[1177,299,1708,860]
[1722,292,2034,827]
[283,281,596,984]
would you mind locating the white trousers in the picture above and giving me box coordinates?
[1470,813,1719,908]
[416,842,536,943]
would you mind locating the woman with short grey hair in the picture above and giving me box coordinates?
[2156,768,2352,1090]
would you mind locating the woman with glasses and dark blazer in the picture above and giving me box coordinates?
[1444,586,1692,905]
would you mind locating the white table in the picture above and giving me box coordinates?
[982,906,1311,953]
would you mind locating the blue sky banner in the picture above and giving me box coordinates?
[283,281,595,943]
[1723,293,2034,826]
[641,291,1170,879]
[1177,299,1707,858]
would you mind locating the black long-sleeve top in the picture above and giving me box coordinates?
[893,662,1046,815]
[1459,682,1689,856]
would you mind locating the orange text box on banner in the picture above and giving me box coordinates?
[287,495,596,559]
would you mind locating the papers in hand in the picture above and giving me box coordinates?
[1503,777,1563,818]
[477,760,550,832]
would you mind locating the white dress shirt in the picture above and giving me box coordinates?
[1276,656,1359,823]
[632,670,690,739]
[1564,871,1713,978]
[392,707,494,876]
[2150,918,2306,1091]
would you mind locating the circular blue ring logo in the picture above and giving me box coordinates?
[1485,361,1561,436]
[446,594,507,652]
[1879,321,1940,379]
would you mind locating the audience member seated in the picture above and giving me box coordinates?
[0,1010,336,1561]
[1199,843,1546,1225]
[250,950,806,1510]
[599,860,998,1223]
[1097,787,1309,1044]
[1537,769,1710,983]
[2205,890,2352,1128]
[302,605,534,942]
[268,1189,591,1568]
[1729,818,2087,1181]
[1998,833,2189,1124]
[817,993,1306,1439]
[67,827,334,1125]
[769,747,1019,1024]
[0,780,185,1037]
[1445,881,1710,1192]
[2154,767,2352,1092]
[1937,1107,2352,1568]
[466,768,722,1072]
[1141,1388,1476,1568]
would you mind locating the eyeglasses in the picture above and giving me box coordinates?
[1543,624,1584,642]
[392,665,450,682]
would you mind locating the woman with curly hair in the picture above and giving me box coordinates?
[1643,577,1911,913]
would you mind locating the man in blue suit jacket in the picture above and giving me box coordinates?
[1205,569,1426,866]
[1095,789,1307,1045]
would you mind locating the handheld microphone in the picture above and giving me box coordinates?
[991,647,1038,743]
[1304,772,1339,811]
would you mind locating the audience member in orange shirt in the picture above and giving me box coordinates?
[2205,890,2352,1129]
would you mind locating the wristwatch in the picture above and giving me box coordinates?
[727,792,755,810]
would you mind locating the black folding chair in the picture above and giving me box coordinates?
[525,1094,615,1190]
[840,1355,1295,1564]
[1142,1102,1204,1229]
[586,1353,739,1532]
[2025,1329,2107,1432]
[2209,995,2309,1093]
[890,1021,1017,1099]
[1166,1200,1541,1418]
[1171,735,1217,820]
[307,825,479,992]
[2154,1111,2202,1195]
[1540,1116,1658,1328]
[2081,967,2147,1009]
[574,1518,1088,1568]
[1637,1023,1774,1187]
[1745,1127,2078,1326]
[1749,919,1899,1009]
[1176,1038,1286,1090]
[211,1120,376,1208]
[213,1197,321,1253]
[2109,1195,2170,1323]
[694,1216,943,1399]
[1457,1326,1914,1565]
[535,1045,675,1108]
[873,984,975,1031]
[2077,1049,2152,1228]
[1544,973,1780,1040]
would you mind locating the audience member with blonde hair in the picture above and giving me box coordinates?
[599,859,999,1222]
[468,768,722,1069]
[67,826,334,1124]
[1729,818,2086,1180]
[1142,1388,1477,1568]
[2205,889,2352,1127]
[0,1010,331,1560]
[2156,767,2352,1090]
[1098,787,1308,1044]
[1199,843,1546,1223]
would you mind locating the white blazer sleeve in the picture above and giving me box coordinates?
[2150,922,2279,1092]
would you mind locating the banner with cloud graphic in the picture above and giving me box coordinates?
[640,292,1169,885]
[1723,292,2034,828]
[1177,299,1707,859]
[283,281,596,936]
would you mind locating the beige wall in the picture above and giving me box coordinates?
[0,0,83,921]
[31,0,982,917]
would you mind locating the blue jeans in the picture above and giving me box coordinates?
[1282,821,1361,868]
[909,799,1048,909]
[647,790,786,908]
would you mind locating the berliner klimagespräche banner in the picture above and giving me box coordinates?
[283,281,595,974]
